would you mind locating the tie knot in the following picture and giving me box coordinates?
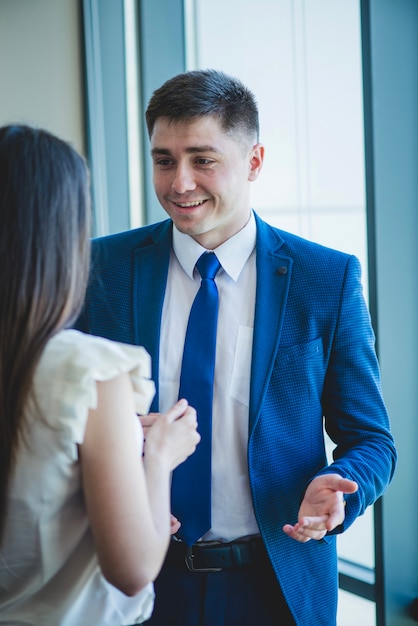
[196,252,221,280]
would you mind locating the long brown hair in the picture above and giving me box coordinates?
[0,125,91,540]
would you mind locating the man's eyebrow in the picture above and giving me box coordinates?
[151,145,220,156]
[151,148,171,156]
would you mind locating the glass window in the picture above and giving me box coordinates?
[188,0,375,622]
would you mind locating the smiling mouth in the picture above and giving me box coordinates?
[172,199,207,208]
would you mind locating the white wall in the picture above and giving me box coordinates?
[0,0,85,153]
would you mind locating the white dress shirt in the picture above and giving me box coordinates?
[159,212,259,541]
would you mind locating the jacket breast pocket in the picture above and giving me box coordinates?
[275,337,323,366]
[270,337,325,411]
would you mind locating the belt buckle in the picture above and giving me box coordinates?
[184,542,223,573]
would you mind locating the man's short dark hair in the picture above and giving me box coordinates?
[145,69,259,143]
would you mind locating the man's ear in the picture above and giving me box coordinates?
[248,143,264,181]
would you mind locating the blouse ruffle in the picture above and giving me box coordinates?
[33,329,156,458]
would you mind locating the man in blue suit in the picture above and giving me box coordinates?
[76,70,396,625]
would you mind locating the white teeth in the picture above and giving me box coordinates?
[174,200,205,208]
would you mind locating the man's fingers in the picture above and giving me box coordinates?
[283,521,327,543]
[299,515,329,528]
[339,478,358,494]
[319,473,358,495]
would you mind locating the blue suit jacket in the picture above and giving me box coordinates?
[76,213,396,625]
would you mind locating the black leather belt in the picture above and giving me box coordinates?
[167,536,266,572]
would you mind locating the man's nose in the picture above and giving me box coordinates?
[171,164,197,194]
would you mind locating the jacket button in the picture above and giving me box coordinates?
[277,266,287,275]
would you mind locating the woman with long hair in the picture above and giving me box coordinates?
[0,125,199,625]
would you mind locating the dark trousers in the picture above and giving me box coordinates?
[144,547,295,626]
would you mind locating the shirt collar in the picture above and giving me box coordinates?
[172,211,256,282]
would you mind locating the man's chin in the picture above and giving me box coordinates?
[171,212,209,235]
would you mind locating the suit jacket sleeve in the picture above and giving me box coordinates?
[314,254,396,531]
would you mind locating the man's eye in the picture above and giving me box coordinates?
[196,158,213,165]
[155,159,172,167]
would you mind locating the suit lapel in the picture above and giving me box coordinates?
[133,220,172,410]
[249,216,292,435]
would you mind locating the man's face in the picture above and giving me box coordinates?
[150,116,264,249]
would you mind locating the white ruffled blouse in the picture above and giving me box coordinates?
[0,330,156,626]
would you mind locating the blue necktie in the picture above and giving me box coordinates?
[171,252,221,546]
